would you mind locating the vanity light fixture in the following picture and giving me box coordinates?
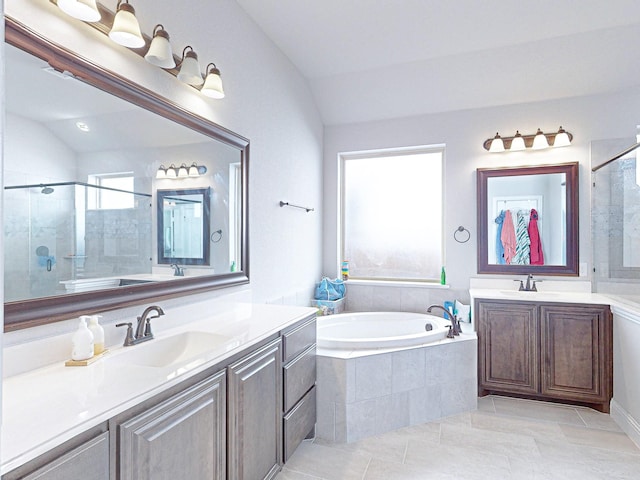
[177,46,204,86]
[108,0,145,49]
[57,0,101,22]
[157,163,207,179]
[51,0,226,99]
[144,25,175,69]
[483,127,573,152]
[531,128,549,149]
[488,133,505,153]
[201,63,225,99]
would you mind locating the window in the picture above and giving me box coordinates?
[340,146,444,282]
[87,173,135,209]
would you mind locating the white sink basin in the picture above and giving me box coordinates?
[111,331,231,368]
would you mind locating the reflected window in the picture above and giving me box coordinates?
[88,172,135,209]
[340,146,444,282]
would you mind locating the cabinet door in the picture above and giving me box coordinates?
[119,371,226,480]
[540,304,612,408]
[10,432,109,480]
[228,338,283,480]
[477,300,539,395]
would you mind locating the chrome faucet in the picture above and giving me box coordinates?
[518,274,538,292]
[171,264,184,276]
[116,305,165,346]
[426,304,460,338]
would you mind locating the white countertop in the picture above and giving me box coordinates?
[1,303,316,475]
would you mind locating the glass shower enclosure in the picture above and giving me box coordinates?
[4,181,152,302]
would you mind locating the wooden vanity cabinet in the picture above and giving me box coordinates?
[281,317,317,462]
[227,338,283,480]
[476,299,612,412]
[117,370,226,480]
[2,429,109,480]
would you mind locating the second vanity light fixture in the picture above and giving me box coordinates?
[156,163,208,179]
[484,127,572,152]
[54,0,225,98]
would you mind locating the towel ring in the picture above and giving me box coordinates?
[454,226,470,243]
[210,229,222,243]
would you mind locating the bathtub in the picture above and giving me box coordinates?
[317,311,449,350]
[315,311,477,443]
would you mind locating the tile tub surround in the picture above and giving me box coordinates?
[277,395,640,480]
[316,335,477,443]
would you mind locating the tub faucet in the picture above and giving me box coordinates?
[426,304,460,338]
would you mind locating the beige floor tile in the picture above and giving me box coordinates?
[363,457,451,480]
[274,467,324,480]
[559,423,640,454]
[282,441,371,480]
[405,437,511,472]
[440,421,541,458]
[314,429,409,464]
[470,410,566,442]
[476,395,495,413]
[492,396,586,426]
[576,407,625,432]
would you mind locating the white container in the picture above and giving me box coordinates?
[88,315,105,355]
[71,316,94,361]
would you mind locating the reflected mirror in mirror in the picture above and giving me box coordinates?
[157,188,211,265]
[477,163,579,276]
[3,18,248,330]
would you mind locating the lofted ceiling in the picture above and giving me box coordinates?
[235,0,640,125]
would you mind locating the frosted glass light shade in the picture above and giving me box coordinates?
[488,133,505,153]
[188,164,200,177]
[177,48,203,85]
[109,2,145,49]
[177,164,189,177]
[202,64,225,99]
[510,131,526,151]
[166,165,177,178]
[532,129,549,149]
[156,166,167,179]
[58,0,101,22]
[553,126,571,147]
[145,26,175,68]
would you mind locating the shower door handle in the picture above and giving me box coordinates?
[47,259,52,272]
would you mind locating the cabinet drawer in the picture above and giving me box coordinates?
[283,344,316,412]
[283,386,316,462]
[282,316,316,364]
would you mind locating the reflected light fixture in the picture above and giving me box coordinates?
[157,163,207,179]
[177,46,203,86]
[144,24,175,68]
[201,63,225,99]
[532,128,549,149]
[488,132,505,153]
[57,0,101,22]
[75,121,90,132]
[483,127,572,152]
[510,131,526,151]
[108,0,145,49]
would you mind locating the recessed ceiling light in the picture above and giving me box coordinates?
[76,121,90,132]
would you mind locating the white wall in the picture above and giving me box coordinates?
[324,87,640,303]
[2,0,324,343]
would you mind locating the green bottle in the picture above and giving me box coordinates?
[440,266,446,285]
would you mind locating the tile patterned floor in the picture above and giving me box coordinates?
[276,396,640,479]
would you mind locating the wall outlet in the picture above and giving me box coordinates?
[579,262,588,277]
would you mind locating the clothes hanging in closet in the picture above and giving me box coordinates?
[495,210,506,264]
[500,210,516,265]
[512,210,531,265]
[528,208,544,265]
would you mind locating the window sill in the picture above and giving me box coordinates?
[344,279,450,289]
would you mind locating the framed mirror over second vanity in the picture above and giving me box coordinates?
[476,162,579,276]
[3,17,249,331]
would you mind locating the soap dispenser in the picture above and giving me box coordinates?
[88,315,105,355]
[71,316,95,361]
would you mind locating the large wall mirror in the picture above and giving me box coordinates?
[477,162,579,276]
[4,18,249,331]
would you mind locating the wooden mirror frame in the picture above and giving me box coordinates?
[4,17,249,331]
[476,162,579,276]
